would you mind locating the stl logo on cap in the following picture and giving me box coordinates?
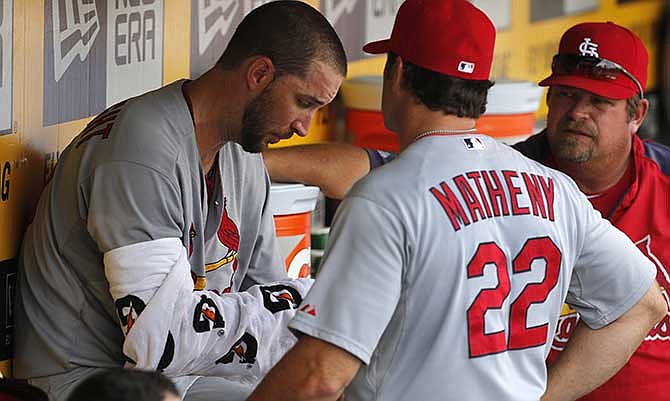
[539,21,649,100]
[578,38,599,57]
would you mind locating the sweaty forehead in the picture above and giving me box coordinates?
[286,62,342,104]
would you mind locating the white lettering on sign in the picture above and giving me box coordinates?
[52,0,100,82]
[366,0,403,44]
[241,0,274,15]
[323,0,357,26]
[106,0,163,106]
[197,0,238,56]
[197,0,273,56]
[371,0,402,17]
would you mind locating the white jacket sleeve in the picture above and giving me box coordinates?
[104,237,312,383]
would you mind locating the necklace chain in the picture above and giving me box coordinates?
[414,128,477,142]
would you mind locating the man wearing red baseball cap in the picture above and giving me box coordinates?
[515,21,670,401]
[250,3,665,401]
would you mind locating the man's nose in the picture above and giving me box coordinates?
[292,112,314,137]
[567,93,594,118]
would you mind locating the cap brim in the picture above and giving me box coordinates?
[539,74,637,100]
[362,39,391,55]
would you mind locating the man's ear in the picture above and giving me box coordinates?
[245,56,276,94]
[390,55,404,94]
[629,98,650,133]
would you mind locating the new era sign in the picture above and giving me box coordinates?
[44,0,164,126]
[190,0,279,79]
[322,0,403,62]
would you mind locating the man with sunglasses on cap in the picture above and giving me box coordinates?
[250,2,665,400]
[513,21,670,401]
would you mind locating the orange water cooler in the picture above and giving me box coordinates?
[481,79,545,144]
[340,75,544,150]
[270,183,320,278]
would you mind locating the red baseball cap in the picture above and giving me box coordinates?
[539,22,648,100]
[362,0,495,80]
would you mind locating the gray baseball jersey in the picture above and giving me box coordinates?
[14,80,287,380]
[289,134,656,401]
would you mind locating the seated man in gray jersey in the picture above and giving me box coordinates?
[249,1,666,401]
[13,2,345,401]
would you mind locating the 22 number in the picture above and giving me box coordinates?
[467,237,561,358]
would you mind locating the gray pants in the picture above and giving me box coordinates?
[181,376,255,401]
[29,368,255,401]
[28,367,100,401]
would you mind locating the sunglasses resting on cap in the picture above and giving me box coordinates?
[550,54,645,99]
[538,21,648,100]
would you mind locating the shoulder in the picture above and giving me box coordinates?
[114,81,192,146]
[638,137,670,176]
[367,148,398,170]
[87,82,195,171]
[512,130,549,162]
[347,147,431,214]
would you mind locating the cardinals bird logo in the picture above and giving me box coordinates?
[204,198,241,292]
[551,234,670,352]
[216,332,258,365]
[636,235,670,341]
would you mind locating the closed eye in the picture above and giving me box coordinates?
[297,98,312,108]
[592,95,614,105]
[298,94,326,109]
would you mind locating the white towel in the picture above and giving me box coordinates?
[104,237,312,383]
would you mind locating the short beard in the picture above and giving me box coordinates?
[550,120,596,164]
[240,89,273,154]
[552,136,594,163]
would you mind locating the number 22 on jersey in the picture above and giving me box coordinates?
[467,237,561,358]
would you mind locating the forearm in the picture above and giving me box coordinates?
[105,239,313,377]
[263,144,370,199]
[247,336,361,401]
[542,283,666,401]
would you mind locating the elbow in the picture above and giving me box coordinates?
[641,282,669,329]
[650,285,668,325]
[321,185,349,201]
[300,373,348,400]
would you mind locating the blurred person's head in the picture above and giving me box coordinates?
[0,378,48,401]
[67,369,180,401]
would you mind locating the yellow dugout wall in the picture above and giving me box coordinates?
[0,0,665,377]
